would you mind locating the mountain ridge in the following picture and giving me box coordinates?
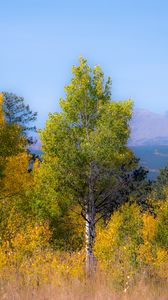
[129,108,168,146]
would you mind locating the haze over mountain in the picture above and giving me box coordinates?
[129,109,168,146]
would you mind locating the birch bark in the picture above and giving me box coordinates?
[85,162,96,274]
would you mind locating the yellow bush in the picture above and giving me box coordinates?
[0,220,85,287]
[138,202,168,279]
[95,202,168,287]
[94,204,143,287]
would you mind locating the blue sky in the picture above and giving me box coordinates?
[1,0,168,127]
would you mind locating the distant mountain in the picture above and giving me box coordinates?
[129,109,168,146]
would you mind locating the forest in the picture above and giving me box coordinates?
[0,57,167,300]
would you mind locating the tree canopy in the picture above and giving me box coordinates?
[40,57,136,270]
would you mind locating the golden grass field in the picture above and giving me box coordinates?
[0,273,167,300]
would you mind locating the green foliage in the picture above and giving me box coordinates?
[0,123,25,157]
[0,93,26,178]
[0,91,37,179]
[39,57,134,232]
[2,92,37,144]
[32,156,84,250]
[118,204,143,246]
[152,164,168,200]
[155,200,168,248]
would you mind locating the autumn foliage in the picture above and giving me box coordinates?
[0,60,167,299]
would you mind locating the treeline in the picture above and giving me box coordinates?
[0,58,167,292]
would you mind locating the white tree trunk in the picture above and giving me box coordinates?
[85,190,96,274]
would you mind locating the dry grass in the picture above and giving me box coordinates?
[0,275,167,300]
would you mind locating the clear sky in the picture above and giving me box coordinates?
[1,0,168,128]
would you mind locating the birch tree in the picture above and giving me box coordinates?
[40,57,134,272]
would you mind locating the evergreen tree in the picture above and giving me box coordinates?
[101,158,152,221]
[2,92,37,144]
[152,164,168,200]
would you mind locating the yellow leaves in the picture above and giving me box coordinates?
[0,152,40,246]
[0,233,85,287]
[0,93,3,103]
[0,123,26,157]
[0,201,167,288]
[0,92,4,126]
[0,221,52,283]
[94,211,122,267]
[154,247,168,279]
[138,245,168,279]
[95,204,142,287]
[136,201,168,279]
[1,152,35,195]
[138,242,154,266]
[11,222,51,256]
[95,202,168,285]
[141,213,156,242]
[137,204,168,278]
[0,92,27,158]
